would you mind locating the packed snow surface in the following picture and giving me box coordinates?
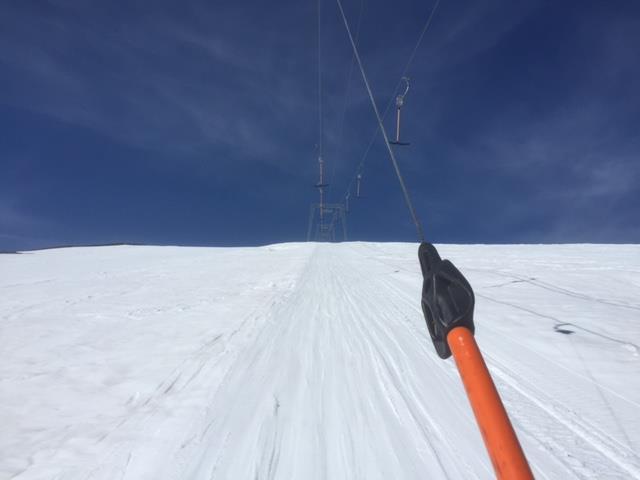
[1,242,640,480]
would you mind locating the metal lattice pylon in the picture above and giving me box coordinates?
[306,203,348,242]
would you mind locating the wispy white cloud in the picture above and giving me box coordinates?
[0,1,315,166]
[0,198,54,248]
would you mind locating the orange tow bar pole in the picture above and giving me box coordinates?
[448,327,534,480]
[419,242,534,478]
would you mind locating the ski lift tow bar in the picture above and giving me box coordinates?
[334,0,533,476]
[389,77,411,146]
[419,243,534,480]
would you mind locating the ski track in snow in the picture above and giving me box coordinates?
[1,242,639,479]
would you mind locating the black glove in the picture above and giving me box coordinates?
[419,243,475,359]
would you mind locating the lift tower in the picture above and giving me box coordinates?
[307,202,348,241]
[307,154,348,241]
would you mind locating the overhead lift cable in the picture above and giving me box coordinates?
[339,0,442,219]
[317,0,323,162]
[315,0,327,229]
[335,0,425,241]
[327,0,365,202]
[308,0,348,242]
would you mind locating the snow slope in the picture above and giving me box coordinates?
[1,242,639,479]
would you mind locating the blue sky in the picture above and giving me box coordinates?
[1,0,639,250]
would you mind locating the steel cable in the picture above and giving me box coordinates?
[335,0,430,241]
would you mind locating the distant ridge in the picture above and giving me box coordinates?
[1,242,145,254]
